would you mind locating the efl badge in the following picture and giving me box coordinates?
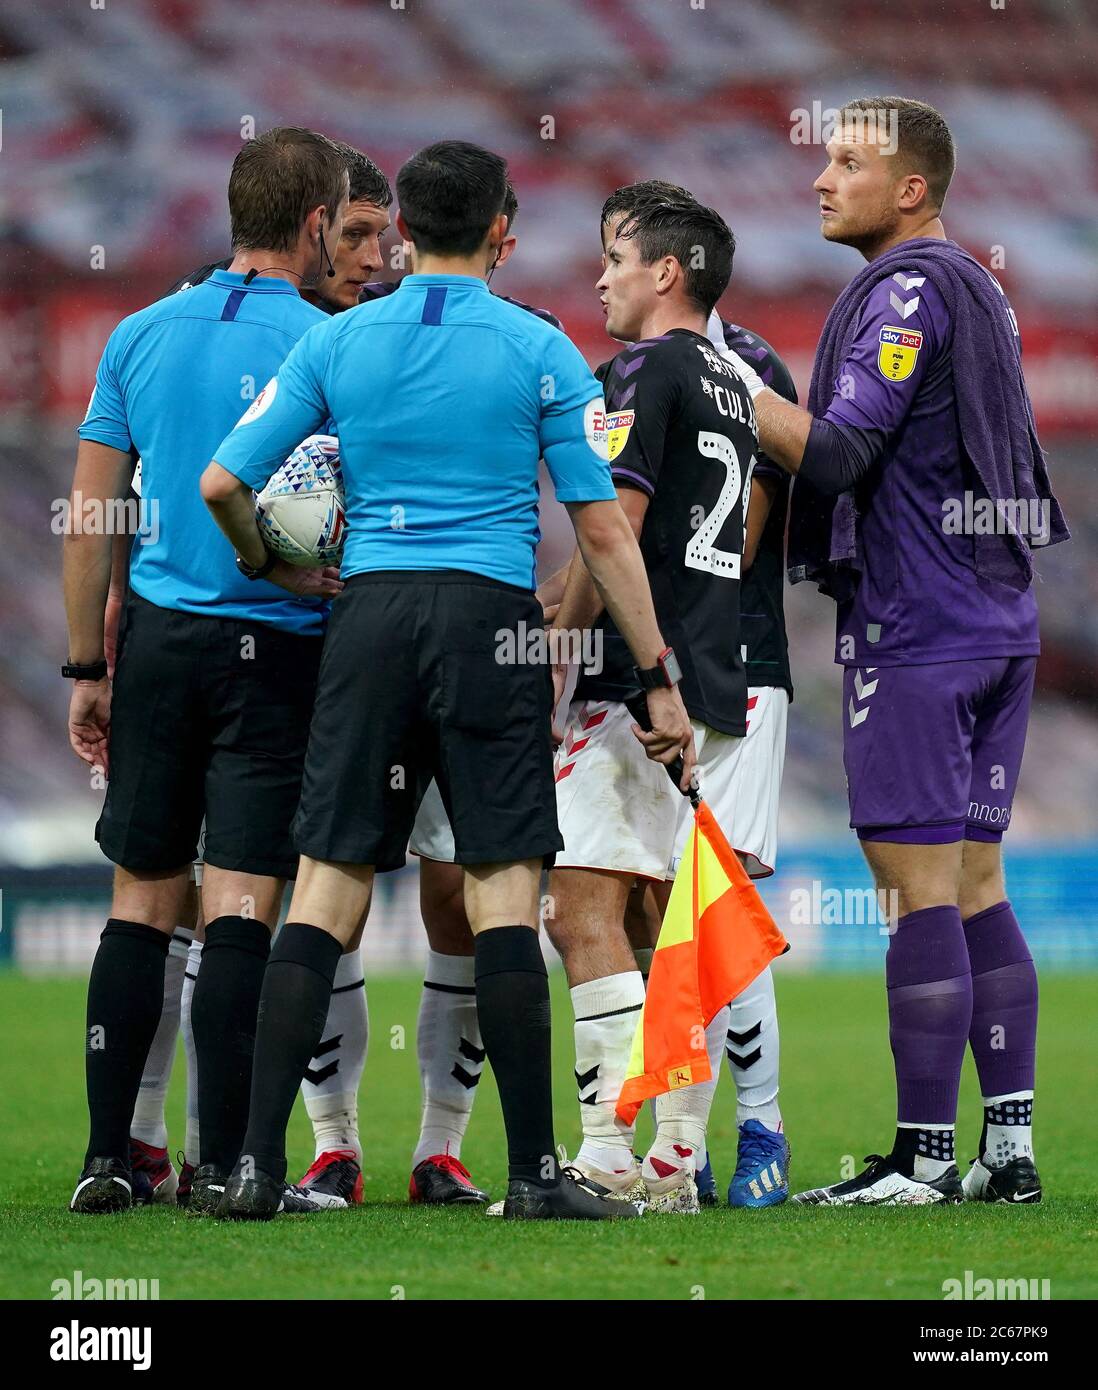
[605,409,635,461]
[877,325,923,382]
[668,1065,694,1090]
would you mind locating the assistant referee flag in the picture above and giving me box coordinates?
[616,802,788,1125]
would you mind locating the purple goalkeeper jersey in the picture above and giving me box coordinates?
[822,270,1040,667]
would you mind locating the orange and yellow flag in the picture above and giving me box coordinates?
[616,801,789,1125]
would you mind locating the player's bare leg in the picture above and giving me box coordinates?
[956,839,1040,1203]
[296,907,369,1207]
[408,857,489,1205]
[72,865,193,1213]
[544,867,648,1203]
[795,840,968,1207]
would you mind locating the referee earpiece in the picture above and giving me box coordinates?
[318,213,335,278]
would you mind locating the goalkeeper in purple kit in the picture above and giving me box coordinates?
[724,97,1068,1206]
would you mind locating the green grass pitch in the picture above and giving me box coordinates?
[1,970,1095,1301]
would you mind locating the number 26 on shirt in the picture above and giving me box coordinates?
[685,431,754,580]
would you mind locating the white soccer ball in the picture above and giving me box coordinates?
[255,434,346,567]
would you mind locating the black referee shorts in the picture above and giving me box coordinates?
[96,592,322,878]
[293,570,563,871]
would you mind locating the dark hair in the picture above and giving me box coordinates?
[396,140,509,256]
[330,139,392,208]
[839,96,956,211]
[601,183,735,315]
[601,179,693,225]
[502,180,518,232]
[229,127,349,253]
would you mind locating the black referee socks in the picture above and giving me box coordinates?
[84,919,171,1169]
[191,915,272,1174]
[474,925,559,1187]
[238,922,343,1184]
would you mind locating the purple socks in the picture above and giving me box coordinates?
[962,900,1037,1097]
[885,906,972,1124]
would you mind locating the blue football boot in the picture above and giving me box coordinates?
[695,1151,718,1207]
[727,1119,790,1208]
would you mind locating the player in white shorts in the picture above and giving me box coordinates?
[555,686,786,885]
[542,181,800,1213]
[533,184,751,1213]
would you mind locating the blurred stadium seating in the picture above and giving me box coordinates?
[1,0,1095,963]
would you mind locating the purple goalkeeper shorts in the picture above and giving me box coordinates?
[842,656,1036,844]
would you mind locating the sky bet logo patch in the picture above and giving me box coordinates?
[605,410,635,461]
[877,325,923,382]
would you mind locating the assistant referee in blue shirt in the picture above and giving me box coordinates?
[203,140,696,1221]
[64,128,349,1215]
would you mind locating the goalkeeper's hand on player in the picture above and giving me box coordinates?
[633,686,696,792]
[69,678,112,778]
[266,559,345,600]
[719,345,766,400]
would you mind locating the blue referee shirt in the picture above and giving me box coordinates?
[79,270,329,634]
[213,273,616,590]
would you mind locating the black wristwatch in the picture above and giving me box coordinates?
[236,550,278,581]
[62,660,108,681]
[635,646,682,691]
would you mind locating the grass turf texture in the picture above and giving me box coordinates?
[1,971,1095,1301]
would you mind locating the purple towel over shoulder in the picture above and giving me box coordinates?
[788,238,1069,597]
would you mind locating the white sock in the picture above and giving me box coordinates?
[412,951,483,1168]
[726,965,782,1131]
[302,948,368,1163]
[982,1091,1034,1165]
[180,938,201,1162]
[647,1004,728,1175]
[572,972,645,1173]
[903,1124,958,1182]
[131,926,192,1148]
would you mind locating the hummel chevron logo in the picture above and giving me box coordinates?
[849,666,878,727]
[304,1060,339,1085]
[853,668,878,699]
[575,1064,600,1104]
[892,272,926,292]
[889,289,921,319]
[304,1034,342,1084]
[727,1022,763,1068]
[451,1035,486,1090]
[727,1044,763,1070]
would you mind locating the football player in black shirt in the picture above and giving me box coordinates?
[543,186,761,1212]
[674,309,797,1209]
[573,181,799,1212]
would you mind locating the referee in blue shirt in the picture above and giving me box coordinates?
[203,141,696,1220]
[64,128,349,1215]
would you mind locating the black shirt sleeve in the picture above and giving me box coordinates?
[600,344,680,496]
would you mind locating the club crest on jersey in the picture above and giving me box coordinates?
[605,410,635,461]
[877,325,923,382]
